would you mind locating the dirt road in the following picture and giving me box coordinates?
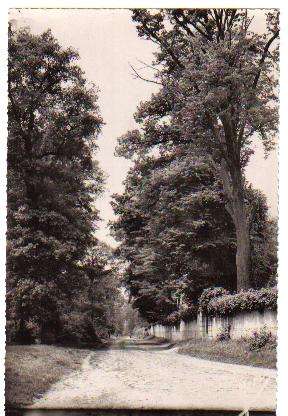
[31,338,276,412]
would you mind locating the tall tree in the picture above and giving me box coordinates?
[123,9,279,289]
[7,27,104,343]
[111,146,275,324]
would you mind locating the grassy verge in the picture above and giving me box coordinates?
[177,338,276,369]
[5,344,90,408]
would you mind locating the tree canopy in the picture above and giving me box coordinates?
[7,27,121,344]
[111,145,276,324]
[117,9,279,290]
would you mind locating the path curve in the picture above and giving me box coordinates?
[31,338,276,412]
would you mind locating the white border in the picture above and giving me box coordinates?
[4,0,286,9]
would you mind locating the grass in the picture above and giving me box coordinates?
[177,337,277,369]
[5,344,90,408]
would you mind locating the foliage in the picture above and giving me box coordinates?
[111,151,240,324]
[112,142,274,325]
[162,311,182,326]
[178,304,198,322]
[216,325,231,342]
[199,287,230,312]
[125,9,279,289]
[201,287,277,317]
[161,304,198,326]
[7,27,122,345]
[250,218,278,288]
[247,326,276,351]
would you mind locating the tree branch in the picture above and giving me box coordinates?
[172,12,195,38]
[253,30,279,89]
[141,20,185,69]
[136,59,161,73]
[129,63,163,86]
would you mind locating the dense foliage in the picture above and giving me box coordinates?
[198,287,230,312]
[199,287,277,317]
[112,150,235,324]
[7,27,121,344]
[112,144,276,324]
[121,9,279,289]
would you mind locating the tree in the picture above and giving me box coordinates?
[7,27,105,343]
[58,242,125,344]
[122,9,279,289]
[111,145,274,324]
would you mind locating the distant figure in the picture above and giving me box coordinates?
[144,329,149,337]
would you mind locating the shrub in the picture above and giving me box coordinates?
[199,287,230,314]
[247,326,276,351]
[58,311,102,345]
[203,287,277,317]
[163,311,181,326]
[161,303,198,326]
[179,304,198,322]
[216,325,231,342]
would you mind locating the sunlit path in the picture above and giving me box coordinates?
[31,338,276,412]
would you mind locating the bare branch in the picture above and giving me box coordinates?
[136,59,161,73]
[129,63,163,86]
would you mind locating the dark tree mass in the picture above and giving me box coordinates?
[7,27,123,344]
[112,8,278,324]
[124,9,279,290]
[111,147,277,324]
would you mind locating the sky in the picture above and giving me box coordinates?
[9,8,278,247]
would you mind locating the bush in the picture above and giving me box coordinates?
[161,303,198,326]
[58,311,102,345]
[163,311,181,326]
[178,302,198,322]
[203,287,277,317]
[247,326,276,351]
[216,325,231,342]
[199,287,230,314]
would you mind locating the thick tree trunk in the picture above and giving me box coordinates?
[218,157,251,290]
[234,202,251,290]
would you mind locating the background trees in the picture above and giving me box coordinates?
[124,9,279,290]
[7,27,121,344]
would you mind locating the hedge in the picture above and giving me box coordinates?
[199,287,277,317]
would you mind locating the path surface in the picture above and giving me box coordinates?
[31,338,276,412]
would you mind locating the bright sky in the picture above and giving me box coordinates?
[9,8,278,247]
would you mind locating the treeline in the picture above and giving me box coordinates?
[111,9,278,325]
[6,27,124,345]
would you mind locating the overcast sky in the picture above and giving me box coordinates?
[9,8,278,247]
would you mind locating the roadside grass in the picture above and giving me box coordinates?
[5,344,90,408]
[177,337,276,369]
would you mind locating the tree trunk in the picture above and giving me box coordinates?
[234,202,251,290]
[218,157,251,290]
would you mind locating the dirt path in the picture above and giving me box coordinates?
[31,339,276,412]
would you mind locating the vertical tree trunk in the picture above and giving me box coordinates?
[234,202,251,290]
[219,157,251,290]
